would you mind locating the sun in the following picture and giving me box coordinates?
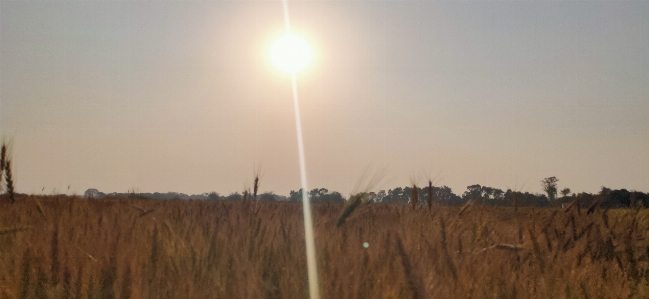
[270,32,313,73]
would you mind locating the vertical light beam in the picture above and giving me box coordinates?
[281,1,321,299]
[291,73,320,299]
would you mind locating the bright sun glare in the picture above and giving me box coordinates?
[270,33,313,73]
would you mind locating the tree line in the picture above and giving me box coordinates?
[84,176,648,208]
[285,176,648,208]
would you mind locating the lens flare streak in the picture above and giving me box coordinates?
[281,1,321,299]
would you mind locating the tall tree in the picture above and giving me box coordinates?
[541,177,559,202]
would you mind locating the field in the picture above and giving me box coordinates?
[0,195,648,298]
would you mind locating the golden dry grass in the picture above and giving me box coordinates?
[0,195,647,298]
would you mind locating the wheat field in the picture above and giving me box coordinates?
[0,195,647,298]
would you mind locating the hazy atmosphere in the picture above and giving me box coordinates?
[1,0,648,196]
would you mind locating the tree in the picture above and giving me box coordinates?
[207,192,220,200]
[491,188,505,206]
[308,188,329,200]
[434,186,460,205]
[480,186,494,204]
[560,188,571,198]
[462,184,482,201]
[289,189,305,202]
[258,192,281,202]
[225,192,242,201]
[321,191,345,203]
[371,190,387,203]
[84,188,98,198]
[289,188,344,203]
[383,187,409,203]
[541,177,559,202]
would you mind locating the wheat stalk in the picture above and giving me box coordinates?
[336,193,363,227]
[474,243,526,255]
[35,198,47,220]
[512,191,519,212]
[439,216,458,282]
[427,181,433,210]
[5,159,15,204]
[395,235,426,299]
[587,200,599,215]
[528,227,545,272]
[458,199,473,216]
[74,245,97,262]
[410,184,419,209]
[0,144,5,193]
[0,226,31,235]
[253,175,259,202]
[489,244,525,252]
[131,204,155,217]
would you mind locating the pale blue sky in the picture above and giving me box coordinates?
[1,1,648,196]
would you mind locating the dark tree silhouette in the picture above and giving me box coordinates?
[541,177,559,202]
[462,184,482,201]
[289,188,344,203]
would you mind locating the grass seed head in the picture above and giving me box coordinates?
[5,159,15,204]
[427,181,433,210]
[458,200,473,216]
[336,193,365,227]
[410,184,419,209]
[0,144,6,175]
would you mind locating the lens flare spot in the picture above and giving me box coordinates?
[270,33,313,73]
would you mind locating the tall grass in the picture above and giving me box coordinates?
[0,195,647,298]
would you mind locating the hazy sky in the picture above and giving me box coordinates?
[1,1,648,196]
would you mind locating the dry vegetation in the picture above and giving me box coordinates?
[0,195,648,299]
